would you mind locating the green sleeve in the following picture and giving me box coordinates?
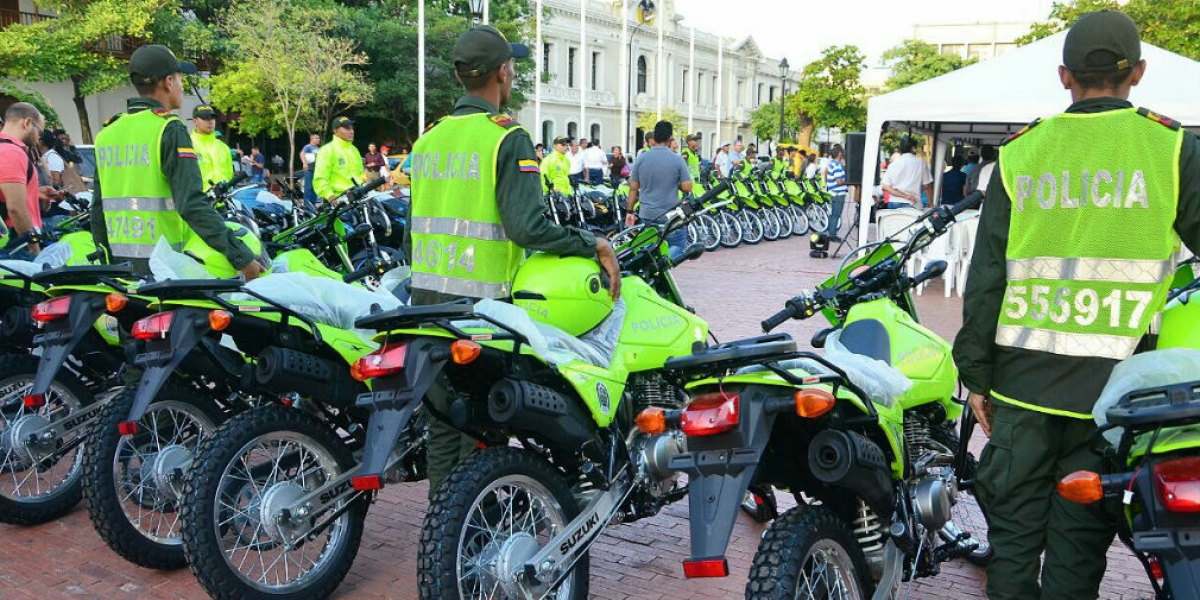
[1175,132,1200,255]
[496,129,596,257]
[162,120,255,269]
[313,144,334,200]
[952,165,1010,396]
[217,140,235,184]
[90,173,108,256]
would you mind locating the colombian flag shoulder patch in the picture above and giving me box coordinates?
[177,147,198,159]
[517,159,539,173]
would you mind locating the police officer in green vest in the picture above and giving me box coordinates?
[954,11,1200,599]
[313,116,363,203]
[406,24,621,496]
[680,133,701,180]
[91,45,264,280]
[189,104,233,192]
[540,136,573,194]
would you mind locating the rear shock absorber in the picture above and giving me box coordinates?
[853,500,886,577]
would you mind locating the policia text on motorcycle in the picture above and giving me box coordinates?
[90,44,265,280]
[954,11,1200,600]
[403,24,622,495]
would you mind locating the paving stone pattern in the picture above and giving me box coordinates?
[0,233,1156,599]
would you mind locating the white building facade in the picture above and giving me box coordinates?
[522,0,798,158]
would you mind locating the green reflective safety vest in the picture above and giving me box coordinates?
[996,108,1183,416]
[190,130,233,192]
[541,150,572,193]
[409,113,524,299]
[94,109,188,260]
[681,147,701,180]
[313,137,363,200]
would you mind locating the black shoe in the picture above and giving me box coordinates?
[829,235,842,243]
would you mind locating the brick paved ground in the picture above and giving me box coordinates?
[0,231,1157,599]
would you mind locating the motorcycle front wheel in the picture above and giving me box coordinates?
[717,210,744,248]
[788,204,810,235]
[747,505,872,600]
[760,208,782,241]
[182,405,366,600]
[0,354,94,525]
[806,203,831,235]
[418,447,589,600]
[697,213,722,251]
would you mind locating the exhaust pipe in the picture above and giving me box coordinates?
[809,429,892,514]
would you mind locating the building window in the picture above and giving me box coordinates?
[967,44,990,61]
[591,52,600,91]
[543,42,552,72]
[590,124,600,144]
[736,79,743,106]
[542,120,554,147]
[941,44,965,57]
[681,69,689,103]
[568,47,577,87]
[711,76,717,106]
[636,56,647,94]
[568,122,578,140]
[757,83,764,106]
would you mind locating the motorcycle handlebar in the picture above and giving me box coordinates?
[761,308,793,333]
[210,171,250,198]
[345,177,388,202]
[686,180,731,212]
[951,191,984,216]
[343,263,377,283]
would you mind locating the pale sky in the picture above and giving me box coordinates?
[673,0,1060,68]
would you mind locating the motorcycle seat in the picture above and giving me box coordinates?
[837,319,891,365]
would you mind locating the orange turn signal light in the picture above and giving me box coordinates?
[209,310,233,332]
[450,340,481,365]
[1057,470,1104,504]
[105,293,128,313]
[636,407,667,434]
[794,388,836,418]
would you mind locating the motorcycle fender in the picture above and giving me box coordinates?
[31,294,106,396]
[670,385,778,564]
[1133,530,1200,597]
[126,309,209,422]
[355,338,448,482]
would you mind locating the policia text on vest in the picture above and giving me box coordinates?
[409,151,482,181]
[1012,169,1149,210]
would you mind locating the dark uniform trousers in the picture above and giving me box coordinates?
[976,401,1118,600]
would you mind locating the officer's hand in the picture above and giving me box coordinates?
[595,238,621,301]
[968,391,993,437]
[239,259,266,282]
[624,213,637,228]
[38,186,62,202]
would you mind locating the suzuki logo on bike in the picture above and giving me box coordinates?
[559,511,601,555]
[630,315,683,333]
[319,480,354,505]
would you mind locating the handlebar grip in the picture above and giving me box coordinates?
[228,171,250,187]
[343,263,376,283]
[951,191,984,216]
[912,260,947,286]
[346,177,388,202]
[761,308,793,333]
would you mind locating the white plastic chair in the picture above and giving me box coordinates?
[876,207,925,275]
[913,222,958,297]
[954,215,981,297]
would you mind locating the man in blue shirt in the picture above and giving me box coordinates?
[625,120,693,260]
[824,144,848,240]
[940,154,968,205]
[300,134,320,206]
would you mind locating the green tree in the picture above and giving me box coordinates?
[211,0,373,175]
[636,108,686,142]
[345,0,536,146]
[0,81,62,128]
[749,100,782,142]
[0,0,184,142]
[1018,0,1200,61]
[788,45,867,148]
[881,40,977,91]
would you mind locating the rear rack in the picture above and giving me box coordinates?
[1106,380,1200,430]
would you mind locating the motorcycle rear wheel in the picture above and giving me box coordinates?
[0,353,93,525]
[418,447,589,600]
[747,505,872,600]
[182,405,366,600]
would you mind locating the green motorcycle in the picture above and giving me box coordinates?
[656,192,990,598]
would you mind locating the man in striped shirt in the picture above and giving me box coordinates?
[824,144,848,241]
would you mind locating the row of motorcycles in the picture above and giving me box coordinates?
[1,170,1196,600]
[543,161,836,252]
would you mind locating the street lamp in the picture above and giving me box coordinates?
[626,0,654,153]
[467,0,484,26]
[778,57,789,150]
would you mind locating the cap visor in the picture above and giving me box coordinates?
[179,61,198,75]
[510,43,530,59]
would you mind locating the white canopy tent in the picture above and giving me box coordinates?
[859,32,1200,239]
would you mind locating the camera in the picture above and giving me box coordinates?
[40,128,82,164]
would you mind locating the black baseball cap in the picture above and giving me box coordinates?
[192,105,217,119]
[332,116,354,129]
[553,136,571,145]
[129,45,197,84]
[454,25,529,77]
[1063,10,1141,72]
[685,133,701,142]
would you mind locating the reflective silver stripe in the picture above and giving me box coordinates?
[994,325,1138,360]
[107,243,155,259]
[411,216,508,241]
[1006,257,1174,285]
[101,196,176,212]
[411,271,510,299]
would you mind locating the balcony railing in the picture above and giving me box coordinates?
[1,10,144,60]
[0,9,51,28]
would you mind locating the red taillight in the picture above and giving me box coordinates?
[352,475,382,491]
[23,394,45,409]
[1149,556,1164,580]
[679,392,739,437]
[118,421,138,436]
[1153,456,1200,513]
[132,312,175,341]
[32,296,71,323]
[350,343,407,382]
[682,557,729,578]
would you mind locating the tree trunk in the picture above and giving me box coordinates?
[71,75,94,144]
